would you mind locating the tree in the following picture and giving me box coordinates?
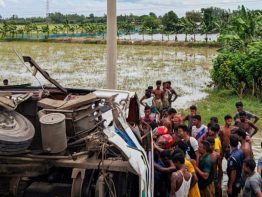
[143,16,159,40]
[162,11,178,33]
[186,10,202,23]
[179,17,192,42]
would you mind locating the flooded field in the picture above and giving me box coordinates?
[0,42,217,109]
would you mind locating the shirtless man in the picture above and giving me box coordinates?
[220,115,236,159]
[237,128,253,159]
[235,111,258,138]
[207,137,223,197]
[153,80,164,112]
[170,152,192,197]
[234,101,259,124]
[166,81,178,106]
[162,82,171,110]
[161,108,177,133]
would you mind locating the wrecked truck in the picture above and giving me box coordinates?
[0,56,154,197]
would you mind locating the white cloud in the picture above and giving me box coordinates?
[0,0,6,7]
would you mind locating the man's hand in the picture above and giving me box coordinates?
[227,186,232,195]
[190,159,197,167]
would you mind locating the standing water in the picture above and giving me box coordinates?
[0,42,216,109]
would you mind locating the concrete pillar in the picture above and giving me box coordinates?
[106,0,117,89]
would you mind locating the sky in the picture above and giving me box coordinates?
[0,0,262,18]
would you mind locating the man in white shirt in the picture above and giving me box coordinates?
[191,115,208,141]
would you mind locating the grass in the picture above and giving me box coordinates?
[182,89,262,132]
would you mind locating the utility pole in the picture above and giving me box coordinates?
[106,0,117,89]
[46,0,50,23]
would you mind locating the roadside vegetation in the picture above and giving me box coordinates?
[211,6,262,100]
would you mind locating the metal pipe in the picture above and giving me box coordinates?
[106,0,117,89]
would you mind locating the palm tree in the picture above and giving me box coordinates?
[41,24,50,39]
[17,27,25,38]
[179,18,192,42]
[9,24,17,38]
[78,22,85,35]
[25,23,34,37]
[63,19,70,35]
[139,24,147,41]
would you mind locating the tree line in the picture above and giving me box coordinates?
[1,6,260,42]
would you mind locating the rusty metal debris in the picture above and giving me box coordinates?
[0,57,153,197]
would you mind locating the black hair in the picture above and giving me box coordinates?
[206,137,215,144]
[168,108,177,115]
[200,140,211,152]
[156,80,162,85]
[178,124,188,133]
[145,90,151,98]
[243,159,256,171]
[190,105,197,110]
[144,105,151,111]
[172,152,185,164]
[210,117,218,124]
[239,111,247,117]
[147,86,153,90]
[210,123,220,133]
[176,140,189,154]
[166,81,171,85]
[3,79,8,85]
[237,128,246,139]
[192,115,201,121]
[160,149,171,159]
[235,101,243,107]
[230,134,239,147]
[172,149,184,156]
[224,115,232,120]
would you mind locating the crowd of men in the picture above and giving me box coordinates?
[137,80,262,197]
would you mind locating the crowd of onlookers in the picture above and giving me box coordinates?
[137,80,262,197]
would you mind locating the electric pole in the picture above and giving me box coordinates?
[106,0,117,89]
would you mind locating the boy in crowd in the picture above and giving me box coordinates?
[207,137,223,197]
[166,81,178,107]
[227,134,244,197]
[192,140,214,197]
[170,152,192,197]
[183,105,198,130]
[191,115,208,141]
[208,123,222,153]
[153,80,164,112]
[139,89,158,114]
[177,124,199,161]
[162,82,171,110]
[237,128,253,159]
[220,115,235,159]
[154,150,175,197]
[235,111,258,138]
[243,159,262,197]
[234,101,259,124]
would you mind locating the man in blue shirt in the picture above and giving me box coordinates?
[227,134,244,197]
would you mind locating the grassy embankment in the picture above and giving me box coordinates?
[185,89,262,132]
[0,37,221,48]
